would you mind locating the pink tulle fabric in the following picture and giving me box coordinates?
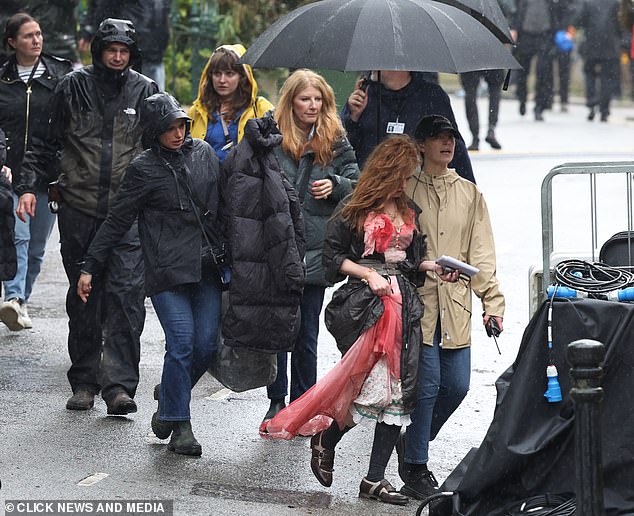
[363,210,416,257]
[264,291,403,440]
[363,212,394,256]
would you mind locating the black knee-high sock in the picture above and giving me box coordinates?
[321,420,353,450]
[366,422,402,481]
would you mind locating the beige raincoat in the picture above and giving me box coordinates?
[406,168,505,349]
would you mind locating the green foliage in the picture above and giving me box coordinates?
[164,0,307,105]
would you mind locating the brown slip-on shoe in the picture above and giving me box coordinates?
[359,477,409,505]
[310,431,335,487]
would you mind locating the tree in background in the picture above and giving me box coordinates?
[166,0,306,104]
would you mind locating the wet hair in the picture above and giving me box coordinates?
[201,47,252,121]
[3,13,39,52]
[340,135,420,236]
[275,69,344,167]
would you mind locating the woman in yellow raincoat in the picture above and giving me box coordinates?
[189,44,273,162]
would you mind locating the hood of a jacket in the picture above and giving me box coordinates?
[90,18,140,84]
[192,44,259,112]
[141,92,191,150]
[409,168,460,211]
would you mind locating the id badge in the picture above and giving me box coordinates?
[386,121,405,134]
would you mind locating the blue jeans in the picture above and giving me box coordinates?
[267,284,325,402]
[151,279,222,420]
[3,191,56,302]
[404,323,471,465]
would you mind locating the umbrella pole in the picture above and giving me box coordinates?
[376,70,381,147]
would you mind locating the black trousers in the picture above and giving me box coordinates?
[460,69,504,140]
[57,203,145,402]
[555,51,571,105]
[583,58,620,117]
[514,31,554,112]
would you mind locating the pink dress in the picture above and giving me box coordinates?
[264,212,416,439]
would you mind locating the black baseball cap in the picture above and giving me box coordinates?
[414,114,461,141]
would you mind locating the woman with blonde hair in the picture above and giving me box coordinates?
[259,69,359,428]
[264,135,456,504]
[189,44,273,162]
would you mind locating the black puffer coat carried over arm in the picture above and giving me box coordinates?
[321,200,427,411]
[221,116,306,353]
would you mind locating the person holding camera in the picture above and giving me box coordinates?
[77,92,222,456]
[17,19,158,413]
[0,13,72,331]
[188,44,273,163]
[398,115,505,499]
[256,69,360,429]
[341,70,475,183]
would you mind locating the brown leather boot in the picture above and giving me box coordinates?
[66,389,95,410]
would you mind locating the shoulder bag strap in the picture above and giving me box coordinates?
[159,154,220,249]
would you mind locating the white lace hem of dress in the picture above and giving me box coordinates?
[351,407,412,428]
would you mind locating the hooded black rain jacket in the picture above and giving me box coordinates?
[82,125,220,296]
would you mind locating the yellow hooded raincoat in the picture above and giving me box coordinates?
[188,44,273,143]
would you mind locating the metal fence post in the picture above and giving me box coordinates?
[566,339,605,516]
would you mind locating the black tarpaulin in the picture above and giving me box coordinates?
[431,298,634,516]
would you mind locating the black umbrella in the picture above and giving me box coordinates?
[433,0,513,44]
[240,0,520,73]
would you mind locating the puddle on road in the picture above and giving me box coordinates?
[191,482,331,509]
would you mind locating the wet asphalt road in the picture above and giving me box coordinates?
[1,95,632,516]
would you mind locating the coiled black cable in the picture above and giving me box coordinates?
[553,259,634,294]
[498,493,576,516]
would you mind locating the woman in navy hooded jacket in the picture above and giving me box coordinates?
[77,93,221,457]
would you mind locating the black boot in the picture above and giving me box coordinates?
[168,421,202,456]
[400,463,439,500]
[485,128,502,150]
[262,398,286,423]
[587,107,596,121]
[151,384,174,439]
[467,138,479,151]
[534,108,544,122]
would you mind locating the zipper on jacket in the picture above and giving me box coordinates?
[24,83,32,150]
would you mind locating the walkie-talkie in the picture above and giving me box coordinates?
[485,316,501,355]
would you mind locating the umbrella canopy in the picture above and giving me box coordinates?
[240,0,520,73]
[433,0,513,44]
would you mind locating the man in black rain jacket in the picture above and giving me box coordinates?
[80,0,170,89]
[341,71,475,183]
[17,18,158,414]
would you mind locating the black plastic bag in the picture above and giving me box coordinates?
[208,335,277,392]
